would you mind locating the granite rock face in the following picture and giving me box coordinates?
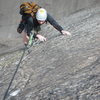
[0,4,100,100]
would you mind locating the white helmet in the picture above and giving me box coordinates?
[36,8,47,21]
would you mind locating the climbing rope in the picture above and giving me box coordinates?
[3,32,34,100]
[2,33,61,100]
[3,47,26,100]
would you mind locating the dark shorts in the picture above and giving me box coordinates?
[17,14,41,36]
[24,16,41,36]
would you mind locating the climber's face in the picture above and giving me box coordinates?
[38,20,45,24]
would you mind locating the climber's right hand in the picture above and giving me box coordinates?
[36,34,46,42]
